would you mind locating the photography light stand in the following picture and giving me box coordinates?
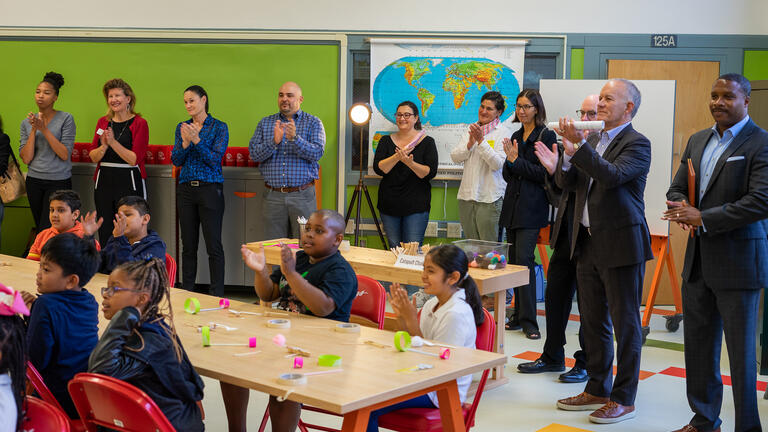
[344,103,388,249]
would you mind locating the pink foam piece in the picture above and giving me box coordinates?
[440,348,451,360]
[293,357,304,369]
[272,334,286,347]
[248,337,257,348]
[219,298,230,308]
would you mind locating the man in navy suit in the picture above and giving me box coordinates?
[553,79,653,424]
[666,73,768,432]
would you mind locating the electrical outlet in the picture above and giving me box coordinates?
[425,221,438,237]
[345,220,355,234]
[359,238,367,247]
[447,222,463,238]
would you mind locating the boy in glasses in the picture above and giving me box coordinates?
[21,233,100,418]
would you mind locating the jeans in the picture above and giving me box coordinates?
[380,211,429,248]
[367,394,435,432]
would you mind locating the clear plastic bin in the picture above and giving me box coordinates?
[452,239,509,269]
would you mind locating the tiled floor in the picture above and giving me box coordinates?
[198,298,768,431]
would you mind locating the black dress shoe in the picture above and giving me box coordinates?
[517,358,565,374]
[559,366,588,383]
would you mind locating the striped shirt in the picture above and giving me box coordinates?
[171,115,229,184]
[248,110,325,188]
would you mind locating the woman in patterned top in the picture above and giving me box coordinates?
[171,85,229,295]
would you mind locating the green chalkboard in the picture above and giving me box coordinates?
[0,39,340,209]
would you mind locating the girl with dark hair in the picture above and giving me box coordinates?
[89,78,149,244]
[0,283,29,432]
[89,258,205,432]
[500,88,556,338]
[0,116,11,247]
[451,91,511,244]
[366,244,483,431]
[171,85,229,295]
[373,101,438,248]
[20,71,76,232]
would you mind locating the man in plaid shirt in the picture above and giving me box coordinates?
[249,81,326,239]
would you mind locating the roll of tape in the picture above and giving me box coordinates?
[219,298,230,308]
[293,357,304,369]
[201,326,211,346]
[277,373,307,386]
[185,297,201,314]
[248,337,257,348]
[394,331,411,352]
[317,354,342,367]
[267,319,291,329]
[335,323,360,333]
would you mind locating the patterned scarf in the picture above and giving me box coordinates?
[479,118,500,136]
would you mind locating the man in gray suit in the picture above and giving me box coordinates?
[553,79,653,424]
[666,73,768,432]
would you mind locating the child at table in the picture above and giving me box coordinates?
[368,244,483,432]
[27,189,93,261]
[22,233,100,418]
[81,195,167,274]
[0,283,29,432]
[88,258,204,431]
[220,209,358,432]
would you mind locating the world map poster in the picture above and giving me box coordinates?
[369,38,525,178]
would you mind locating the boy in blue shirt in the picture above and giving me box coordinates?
[82,195,166,274]
[21,233,100,418]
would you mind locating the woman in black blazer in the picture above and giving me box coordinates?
[500,89,556,339]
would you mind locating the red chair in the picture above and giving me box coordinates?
[377,308,496,431]
[258,275,388,432]
[165,253,177,287]
[67,372,175,432]
[26,361,87,432]
[22,396,71,432]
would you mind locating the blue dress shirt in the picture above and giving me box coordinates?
[171,115,229,183]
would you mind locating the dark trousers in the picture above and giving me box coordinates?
[94,166,145,243]
[506,227,540,332]
[25,176,72,231]
[541,232,586,368]
[684,238,762,432]
[576,226,644,406]
[178,182,225,296]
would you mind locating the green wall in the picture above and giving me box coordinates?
[744,50,768,81]
[570,48,585,79]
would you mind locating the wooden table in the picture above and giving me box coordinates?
[0,254,505,431]
[248,239,528,388]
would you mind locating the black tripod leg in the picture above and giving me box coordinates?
[361,184,389,250]
[344,186,360,224]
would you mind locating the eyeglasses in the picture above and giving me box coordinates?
[101,286,139,297]
[576,110,597,118]
[516,104,534,111]
[395,113,414,119]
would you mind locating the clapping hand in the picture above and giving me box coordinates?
[553,117,583,156]
[663,200,702,230]
[279,243,297,276]
[467,123,483,149]
[180,122,200,147]
[387,282,419,332]
[273,120,284,144]
[104,127,117,148]
[534,141,559,175]
[28,113,45,130]
[502,138,519,163]
[81,211,104,237]
[21,291,37,309]
[283,119,297,141]
[241,244,266,272]
[112,212,127,238]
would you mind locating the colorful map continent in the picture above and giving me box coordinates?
[394,59,431,87]
[417,88,435,115]
[442,61,503,109]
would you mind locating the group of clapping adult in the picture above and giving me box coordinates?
[373,89,554,340]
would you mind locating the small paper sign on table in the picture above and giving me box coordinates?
[394,253,425,270]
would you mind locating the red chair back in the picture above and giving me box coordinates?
[165,253,177,287]
[68,372,175,432]
[27,361,64,412]
[350,275,386,329]
[22,396,71,432]
[377,308,496,431]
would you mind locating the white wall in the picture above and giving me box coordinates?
[1,0,767,35]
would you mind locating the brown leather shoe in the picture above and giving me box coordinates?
[670,426,721,432]
[556,392,610,411]
[588,401,635,424]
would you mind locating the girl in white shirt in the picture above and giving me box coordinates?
[0,284,30,432]
[367,244,484,431]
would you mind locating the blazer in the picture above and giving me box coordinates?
[555,123,653,268]
[500,125,556,230]
[667,119,768,291]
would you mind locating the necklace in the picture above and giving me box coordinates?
[109,118,131,143]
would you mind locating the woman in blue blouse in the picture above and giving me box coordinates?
[171,85,229,296]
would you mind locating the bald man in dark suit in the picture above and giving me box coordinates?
[666,73,768,432]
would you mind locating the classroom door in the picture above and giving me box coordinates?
[607,59,720,305]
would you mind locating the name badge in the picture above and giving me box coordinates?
[487,139,495,149]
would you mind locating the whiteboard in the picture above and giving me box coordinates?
[538,79,675,237]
